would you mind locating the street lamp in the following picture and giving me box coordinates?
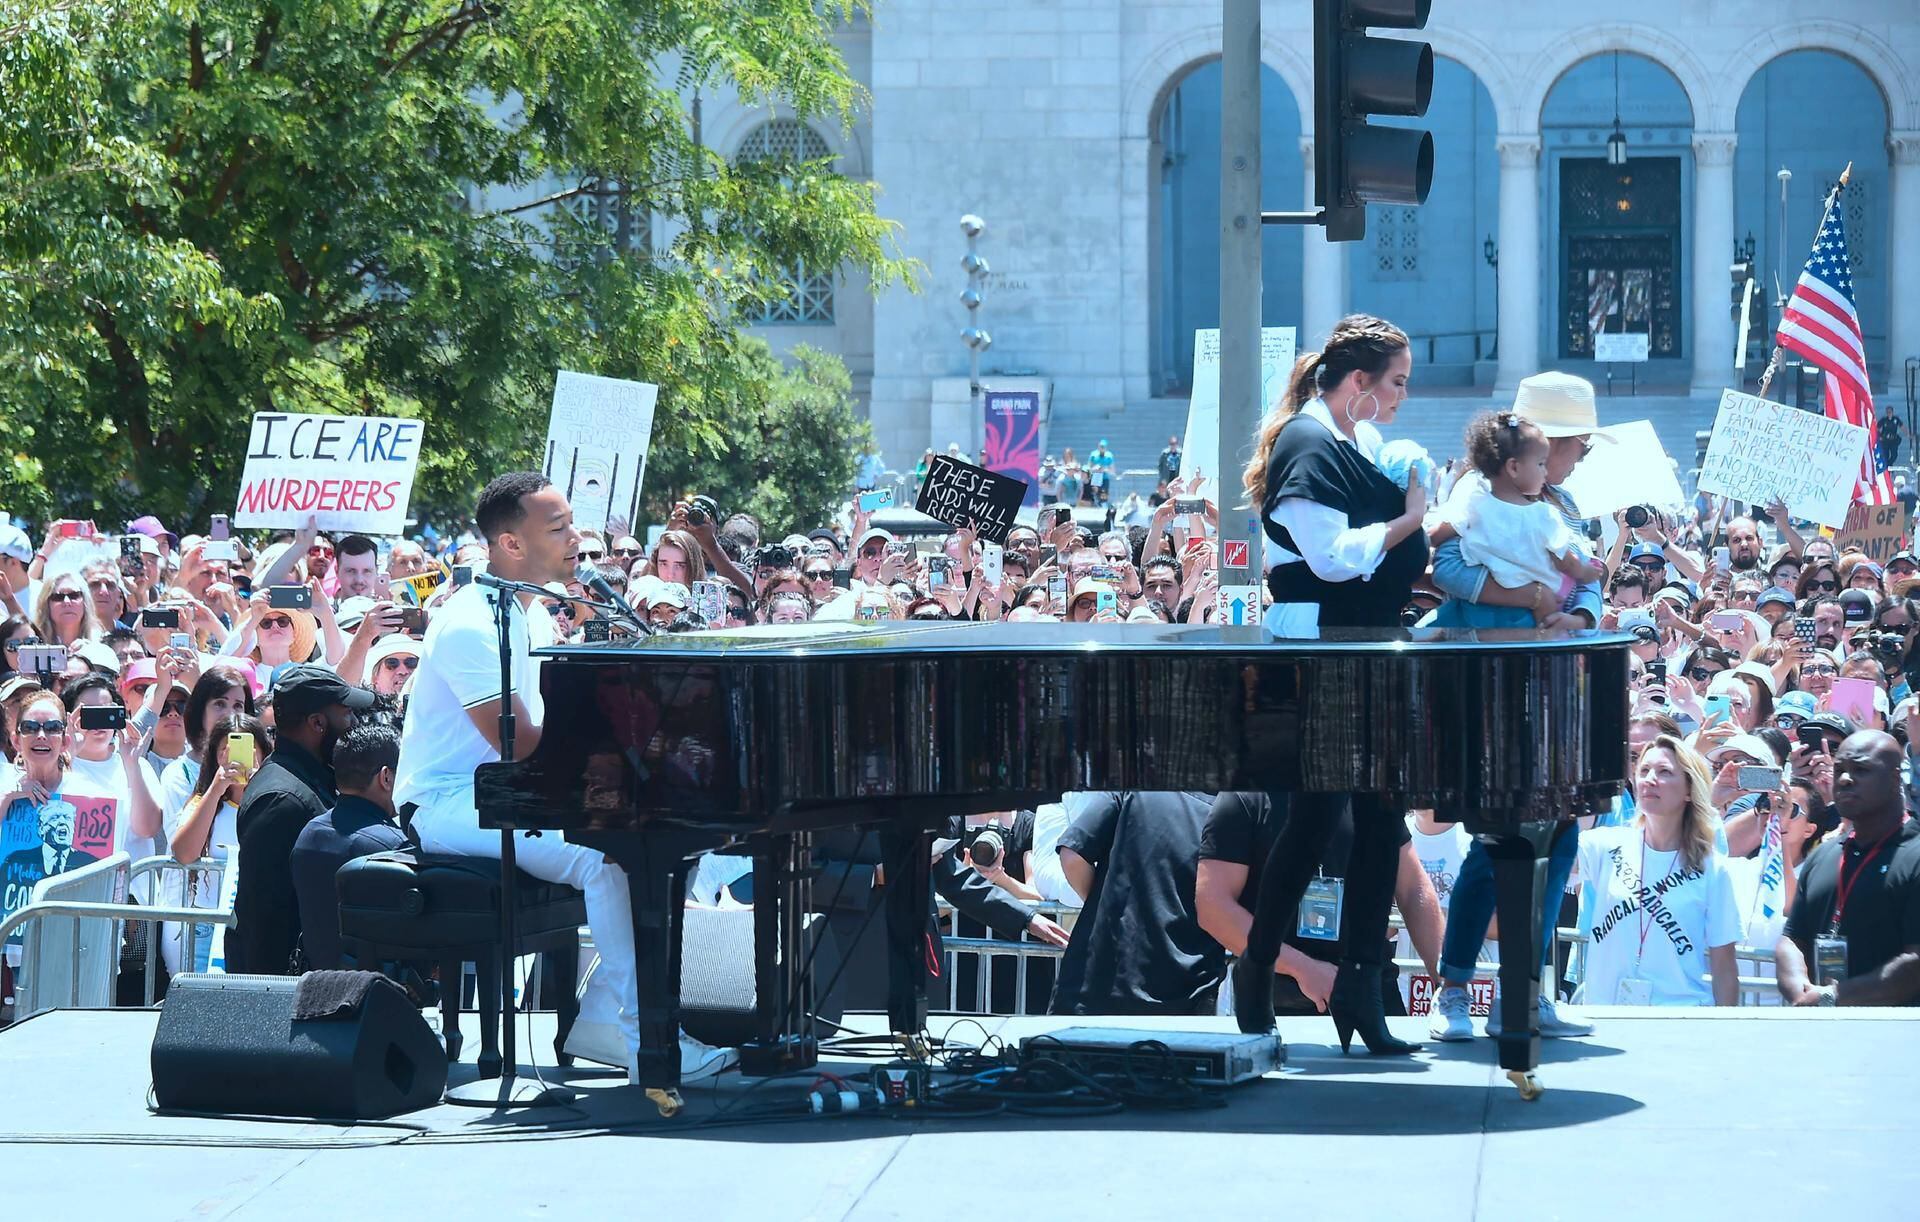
[960,214,990,435]
[1606,52,1628,166]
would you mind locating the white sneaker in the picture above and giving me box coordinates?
[564,1021,739,1082]
[1537,995,1594,1038]
[1428,986,1474,1042]
[676,1031,738,1084]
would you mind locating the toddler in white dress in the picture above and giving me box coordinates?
[1430,412,1605,603]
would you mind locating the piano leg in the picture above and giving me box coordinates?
[739,833,820,1077]
[1485,816,1556,1101]
[624,834,690,1113]
[881,826,931,1039]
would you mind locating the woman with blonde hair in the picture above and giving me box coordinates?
[1230,314,1427,1053]
[1574,735,1741,1007]
[32,571,101,648]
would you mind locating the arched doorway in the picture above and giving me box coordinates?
[1150,60,1304,395]
[1735,50,1890,376]
[1540,53,1694,367]
[1347,56,1498,386]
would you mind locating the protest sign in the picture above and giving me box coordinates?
[1559,419,1688,518]
[1696,390,1868,529]
[1836,503,1907,563]
[544,371,657,534]
[2,794,116,943]
[914,455,1027,544]
[398,565,447,607]
[982,390,1043,507]
[1180,327,1297,482]
[235,413,423,535]
[1593,332,1650,363]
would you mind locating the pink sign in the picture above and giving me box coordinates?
[982,390,1041,508]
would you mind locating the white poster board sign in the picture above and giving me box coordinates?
[1594,332,1650,363]
[544,371,658,533]
[1696,389,1867,529]
[234,412,423,535]
[1181,327,1297,483]
[1558,419,1688,519]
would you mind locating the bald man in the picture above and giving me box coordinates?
[1776,730,1920,1006]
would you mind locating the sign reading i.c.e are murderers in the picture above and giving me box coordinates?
[914,455,1027,544]
[235,412,423,535]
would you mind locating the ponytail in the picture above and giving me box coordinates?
[1242,314,1409,506]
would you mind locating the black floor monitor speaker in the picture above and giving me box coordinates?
[151,973,447,1119]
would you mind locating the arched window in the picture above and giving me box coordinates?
[735,120,835,325]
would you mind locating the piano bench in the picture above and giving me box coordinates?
[335,850,586,1079]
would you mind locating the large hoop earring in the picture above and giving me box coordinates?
[1346,390,1382,425]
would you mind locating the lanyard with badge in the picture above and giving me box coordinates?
[1298,870,1343,942]
[1616,833,1658,1005]
[1816,833,1895,985]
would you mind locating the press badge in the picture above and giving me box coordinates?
[1814,936,1849,985]
[1615,976,1653,1005]
[1297,876,1344,941]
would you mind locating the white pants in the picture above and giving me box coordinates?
[411,792,638,1052]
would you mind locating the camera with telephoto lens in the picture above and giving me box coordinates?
[1864,630,1905,663]
[756,544,794,571]
[1624,505,1654,529]
[968,826,1008,870]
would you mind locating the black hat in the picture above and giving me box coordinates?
[807,528,840,547]
[270,663,377,720]
[1837,588,1876,624]
[1802,710,1857,739]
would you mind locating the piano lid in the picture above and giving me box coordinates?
[535,621,1637,660]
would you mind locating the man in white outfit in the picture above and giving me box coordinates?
[393,471,734,1082]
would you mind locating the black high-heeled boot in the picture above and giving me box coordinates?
[1328,961,1422,1056]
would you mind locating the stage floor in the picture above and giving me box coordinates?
[2,1006,1913,1220]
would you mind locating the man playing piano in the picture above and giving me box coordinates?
[394,471,735,1082]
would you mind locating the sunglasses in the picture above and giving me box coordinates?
[1803,663,1838,676]
[1683,667,1719,682]
[805,569,834,581]
[260,615,293,630]
[578,548,606,561]
[543,601,573,618]
[1629,558,1664,570]
[1806,580,1837,592]
[613,548,642,559]
[160,700,188,717]
[380,656,419,671]
[16,719,64,737]
[48,591,86,604]
[3,637,40,653]
[861,545,886,558]
[1579,439,1597,458]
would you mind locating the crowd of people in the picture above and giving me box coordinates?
[2,313,1915,1082]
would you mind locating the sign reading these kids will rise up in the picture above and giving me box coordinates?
[234,412,424,535]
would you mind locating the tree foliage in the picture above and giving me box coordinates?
[643,339,868,540]
[0,0,911,528]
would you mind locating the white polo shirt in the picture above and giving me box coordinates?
[394,582,555,818]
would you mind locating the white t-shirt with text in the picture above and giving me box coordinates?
[1574,823,1741,1007]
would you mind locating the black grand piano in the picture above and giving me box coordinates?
[477,621,1630,1104]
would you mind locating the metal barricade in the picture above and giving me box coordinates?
[936,901,1074,1015]
[1,853,239,1022]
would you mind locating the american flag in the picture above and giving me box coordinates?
[1776,187,1894,504]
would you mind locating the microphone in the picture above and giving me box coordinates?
[575,562,650,634]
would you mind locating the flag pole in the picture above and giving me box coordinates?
[1756,162,1852,400]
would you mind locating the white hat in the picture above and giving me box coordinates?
[0,524,30,564]
[367,634,420,668]
[1513,372,1613,442]
[652,581,690,610]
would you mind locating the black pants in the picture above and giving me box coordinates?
[1243,791,1404,977]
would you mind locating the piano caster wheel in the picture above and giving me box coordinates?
[646,1087,684,1117]
[1505,1071,1544,1101]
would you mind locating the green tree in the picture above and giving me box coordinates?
[642,338,868,539]
[0,0,912,529]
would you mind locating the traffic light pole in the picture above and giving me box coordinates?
[1218,0,1264,627]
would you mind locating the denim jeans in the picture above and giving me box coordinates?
[1437,821,1578,984]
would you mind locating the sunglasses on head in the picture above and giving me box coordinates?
[16,719,63,736]
[260,615,293,630]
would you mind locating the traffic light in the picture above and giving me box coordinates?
[1314,0,1435,243]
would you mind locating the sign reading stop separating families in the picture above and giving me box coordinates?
[915,455,1027,544]
[234,412,423,535]
[1696,390,1868,529]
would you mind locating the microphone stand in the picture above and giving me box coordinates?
[445,575,575,1109]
